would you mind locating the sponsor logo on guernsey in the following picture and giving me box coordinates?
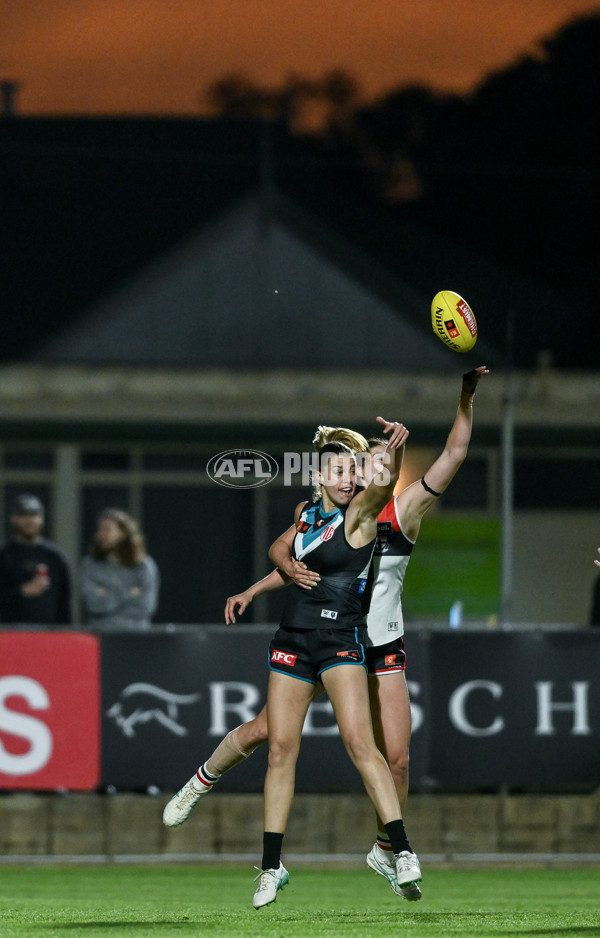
[271,650,298,666]
[375,538,390,554]
[320,524,335,541]
[387,621,400,632]
[358,578,368,594]
[321,609,338,620]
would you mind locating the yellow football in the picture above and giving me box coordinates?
[431,290,478,353]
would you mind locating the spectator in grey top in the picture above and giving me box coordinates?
[79,508,159,631]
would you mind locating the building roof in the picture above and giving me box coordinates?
[0,115,576,369]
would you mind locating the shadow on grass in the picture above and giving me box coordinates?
[498,930,600,936]
[32,912,600,936]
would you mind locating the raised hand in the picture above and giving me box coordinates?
[375,417,409,449]
[462,365,489,395]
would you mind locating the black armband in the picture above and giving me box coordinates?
[421,476,441,497]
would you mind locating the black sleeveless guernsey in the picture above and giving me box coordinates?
[279,499,374,631]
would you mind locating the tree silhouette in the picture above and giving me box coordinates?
[205,14,600,367]
[205,68,359,135]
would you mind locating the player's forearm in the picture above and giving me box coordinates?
[366,441,405,512]
[388,439,405,480]
[443,398,473,462]
[249,568,290,597]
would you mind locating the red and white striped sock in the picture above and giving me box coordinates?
[376,829,393,853]
[194,762,220,790]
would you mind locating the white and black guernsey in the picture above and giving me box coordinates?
[365,497,415,647]
[279,499,374,631]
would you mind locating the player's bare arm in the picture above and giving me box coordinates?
[347,418,408,546]
[225,568,290,624]
[268,504,321,590]
[397,366,489,540]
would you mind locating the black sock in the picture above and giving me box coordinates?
[384,819,412,855]
[262,831,284,870]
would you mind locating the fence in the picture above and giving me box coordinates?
[1,625,598,793]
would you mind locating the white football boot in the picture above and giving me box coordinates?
[252,863,290,908]
[367,843,422,900]
[162,775,213,827]
[394,849,422,899]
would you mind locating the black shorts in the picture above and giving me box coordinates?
[268,625,368,684]
[366,635,406,676]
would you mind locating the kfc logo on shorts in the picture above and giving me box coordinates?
[320,525,335,541]
[385,654,397,667]
[271,650,298,667]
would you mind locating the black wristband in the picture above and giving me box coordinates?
[421,476,441,497]
[462,369,478,395]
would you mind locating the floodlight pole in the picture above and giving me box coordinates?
[499,310,515,628]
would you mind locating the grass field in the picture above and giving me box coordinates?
[0,863,598,938]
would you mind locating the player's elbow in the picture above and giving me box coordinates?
[444,443,468,467]
[268,541,282,566]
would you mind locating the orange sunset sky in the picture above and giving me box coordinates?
[1,0,598,116]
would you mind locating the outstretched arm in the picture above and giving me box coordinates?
[351,418,409,535]
[226,502,317,623]
[225,567,289,624]
[397,366,489,541]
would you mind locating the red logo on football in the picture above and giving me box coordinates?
[456,299,477,337]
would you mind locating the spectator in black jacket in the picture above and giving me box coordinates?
[0,494,71,625]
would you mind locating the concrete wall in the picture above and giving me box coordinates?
[1,792,599,858]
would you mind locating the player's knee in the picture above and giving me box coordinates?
[267,735,299,769]
[340,731,373,769]
[387,749,409,787]
[239,714,268,748]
